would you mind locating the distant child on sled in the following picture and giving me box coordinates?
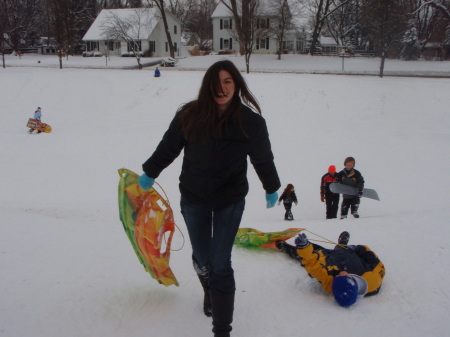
[277,184,298,220]
[276,231,385,307]
[29,107,42,134]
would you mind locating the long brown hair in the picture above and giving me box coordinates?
[179,60,261,141]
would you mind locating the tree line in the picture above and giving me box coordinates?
[1,0,449,64]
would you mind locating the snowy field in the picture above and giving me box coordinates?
[1,54,450,337]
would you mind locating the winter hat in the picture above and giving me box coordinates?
[328,165,336,173]
[332,276,359,307]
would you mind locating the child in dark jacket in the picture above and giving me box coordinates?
[278,184,298,220]
[320,165,340,219]
[336,157,364,219]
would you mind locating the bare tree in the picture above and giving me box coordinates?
[324,0,367,52]
[152,0,175,57]
[268,0,297,60]
[1,0,42,53]
[417,0,450,19]
[305,0,352,55]
[101,8,157,69]
[361,0,407,77]
[1,0,7,68]
[182,0,217,50]
[221,0,262,73]
[404,0,448,51]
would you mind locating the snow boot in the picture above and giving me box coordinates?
[340,215,347,220]
[338,231,350,246]
[352,212,359,218]
[210,291,234,337]
[28,129,34,134]
[193,260,212,317]
[285,211,293,221]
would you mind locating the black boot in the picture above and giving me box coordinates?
[193,260,212,317]
[210,291,234,337]
[338,231,350,245]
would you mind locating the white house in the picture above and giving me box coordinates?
[211,0,307,54]
[82,8,182,57]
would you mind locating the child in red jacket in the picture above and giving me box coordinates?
[320,165,340,219]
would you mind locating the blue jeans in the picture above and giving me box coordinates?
[180,197,245,294]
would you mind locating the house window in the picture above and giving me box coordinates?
[149,41,156,53]
[221,19,232,30]
[87,41,99,51]
[174,25,177,34]
[282,41,294,52]
[257,18,270,29]
[165,42,168,52]
[174,42,177,52]
[257,38,269,50]
[127,41,141,52]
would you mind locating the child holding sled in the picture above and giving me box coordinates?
[336,157,364,219]
[277,184,298,220]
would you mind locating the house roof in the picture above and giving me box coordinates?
[83,8,160,41]
[320,36,338,46]
[212,0,273,18]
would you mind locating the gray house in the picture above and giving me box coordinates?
[82,8,182,57]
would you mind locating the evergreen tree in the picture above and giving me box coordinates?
[401,19,421,60]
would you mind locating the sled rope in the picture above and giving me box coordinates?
[304,229,349,249]
[154,181,185,252]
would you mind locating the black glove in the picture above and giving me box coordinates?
[355,192,362,198]
[295,233,309,248]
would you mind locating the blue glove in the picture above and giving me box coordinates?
[138,173,155,191]
[295,233,309,248]
[266,192,278,208]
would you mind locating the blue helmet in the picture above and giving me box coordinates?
[332,276,358,307]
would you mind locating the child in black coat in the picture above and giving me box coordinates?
[336,157,365,219]
[278,184,298,220]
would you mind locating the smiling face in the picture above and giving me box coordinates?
[213,70,235,112]
[345,161,355,170]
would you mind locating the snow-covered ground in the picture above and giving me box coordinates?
[1,54,450,337]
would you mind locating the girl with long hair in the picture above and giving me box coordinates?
[138,60,281,337]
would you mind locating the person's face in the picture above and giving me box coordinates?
[213,70,235,112]
[345,161,354,170]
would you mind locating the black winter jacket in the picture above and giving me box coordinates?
[336,168,364,199]
[142,104,281,209]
